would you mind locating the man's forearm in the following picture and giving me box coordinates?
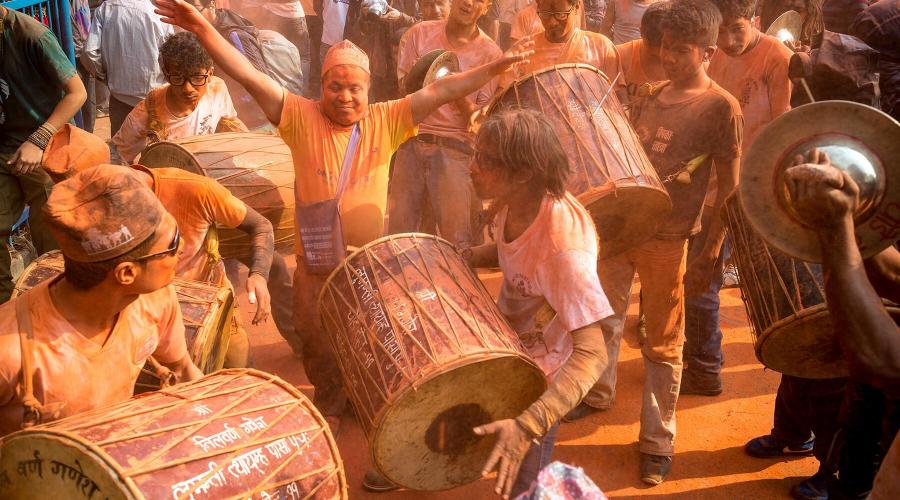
[237,209,275,281]
[411,60,499,123]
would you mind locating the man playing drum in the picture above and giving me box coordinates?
[0,164,202,435]
[153,0,533,431]
[390,0,502,248]
[464,109,613,499]
[565,0,743,484]
[42,124,275,369]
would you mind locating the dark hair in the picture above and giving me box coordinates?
[159,32,213,75]
[662,0,722,46]
[63,232,157,290]
[710,0,755,20]
[641,1,670,46]
[476,109,570,199]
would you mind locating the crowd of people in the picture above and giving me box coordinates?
[0,0,898,497]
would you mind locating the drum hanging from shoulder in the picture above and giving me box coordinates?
[724,194,900,378]
[318,233,547,490]
[138,133,296,260]
[0,369,347,499]
[487,64,672,258]
[13,251,234,389]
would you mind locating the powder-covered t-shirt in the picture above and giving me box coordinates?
[496,192,613,375]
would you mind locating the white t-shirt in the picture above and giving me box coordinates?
[496,192,613,375]
[112,76,239,164]
[321,0,350,46]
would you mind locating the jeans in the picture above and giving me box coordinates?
[224,253,297,350]
[683,215,728,384]
[583,237,688,455]
[0,150,59,304]
[387,139,480,248]
[108,95,135,138]
[511,423,559,498]
[771,375,846,465]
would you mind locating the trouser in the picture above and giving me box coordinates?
[319,43,331,74]
[582,237,688,455]
[76,61,96,133]
[293,259,347,417]
[306,15,322,97]
[387,138,480,249]
[256,13,311,86]
[0,150,58,304]
[224,253,297,351]
[771,375,847,465]
[109,95,134,138]
[223,312,252,368]
[511,424,559,498]
[683,213,728,383]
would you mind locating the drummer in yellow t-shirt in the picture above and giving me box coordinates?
[153,0,533,427]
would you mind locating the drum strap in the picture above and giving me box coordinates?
[203,225,223,283]
[15,293,44,429]
[145,87,168,144]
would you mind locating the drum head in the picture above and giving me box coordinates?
[740,101,900,262]
[372,355,546,491]
[137,141,205,175]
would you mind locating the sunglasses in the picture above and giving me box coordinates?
[134,226,181,262]
[537,5,576,21]
[166,73,211,87]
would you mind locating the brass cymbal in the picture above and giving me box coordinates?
[765,10,802,44]
[404,49,459,95]
[423,50,460,87]
[739,101,900,262]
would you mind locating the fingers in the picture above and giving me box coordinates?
[502,458,523,499]
[494,454,509,495]
[480,442,503,478]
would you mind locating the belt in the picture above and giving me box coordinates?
[415,133,473,156]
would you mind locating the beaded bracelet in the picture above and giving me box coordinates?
[26,122,58,150]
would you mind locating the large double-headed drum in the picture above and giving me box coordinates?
[138,133,296,259]
[0,369,346,499]
[724,194,900,378]
[318,234,547,490]
[488,64,672,258]
[13,251,234,386]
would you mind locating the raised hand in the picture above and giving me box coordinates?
[491,35,536,76]
[784,148,859,230]
[152,0,210,33]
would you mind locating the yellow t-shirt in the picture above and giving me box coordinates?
[278,94,418,255]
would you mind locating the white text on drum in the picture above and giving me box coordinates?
[170,461,227,500]
[192,423,241,453]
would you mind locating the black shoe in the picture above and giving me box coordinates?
[362,469,399,492]
[744,434,814,458]
[562,402,609,422]
[679,374,723,396]
[790,472,828,500]
[640,453,672,485]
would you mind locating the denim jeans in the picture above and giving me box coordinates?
[387,138,480,248]
[511,423,559,498]
[583,237,688,455]
[772,375,846,465]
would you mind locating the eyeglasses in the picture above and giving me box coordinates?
[536,5,576,21]
[134,226,180,262]
[166,73,211,87]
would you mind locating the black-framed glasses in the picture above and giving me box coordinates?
[135,226,181,262]
[166,73,211,87]
[537,5,576,21]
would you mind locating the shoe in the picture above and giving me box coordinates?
[640,453,672,485]
[722,263,740,288]
[562,402,609,422]
[790,472,828,500]
[744,434,814,458]
[679,374,723,396]
[324,416,341,439]
[362,469,399,492]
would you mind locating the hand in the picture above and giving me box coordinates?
[152,0,210,33]
[473,419,532,499]
[246,273,272,325]
[784,148,859,230]
[492,36,535,76]
[9,141,44,175]
[381,7,402,21]
[783,39,810,53]
[685,250,718,296]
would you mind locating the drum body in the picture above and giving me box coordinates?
[138,133,296,259]
[0,369,347,499]
[488,64,672,258]
[13,251,234,386]
[724,194,900,378]
[318,234,546,490]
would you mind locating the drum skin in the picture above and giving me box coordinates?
[724,194,900,379]
[488,64,672,258]
[138,133,296,260]
[12,251,234,383]
[318,233,547,490]
[0,369,347,500]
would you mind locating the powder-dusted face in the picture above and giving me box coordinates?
[536,0,579,43]
[421,0,451,20]
[717,16,755,56]
[449,0,491,26]
[164,64,213,111]
[660,31,712,82]
[321,65,370,126]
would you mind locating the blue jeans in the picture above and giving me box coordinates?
[683,214,727,383]
[511,423,559,498]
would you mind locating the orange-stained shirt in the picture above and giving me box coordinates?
[499,28,622,89]
[397,20,502,144]
[140,166,248,283]
[617,38,667,98]
[278,95,418,254]
[0,279,188,435]
[708,32,792,151]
